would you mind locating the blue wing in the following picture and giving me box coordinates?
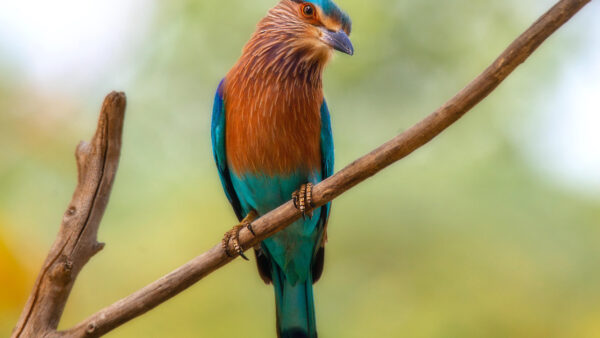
[321,100,334,238]
[310,99,334,283]
[320,100,334,184]
[319,99,334,226]
[211,79,244,220]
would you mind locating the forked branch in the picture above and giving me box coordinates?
[13,0,591,337]
[12,92,126,337]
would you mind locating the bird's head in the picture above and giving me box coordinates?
[287,0,353,56]
[250,0,353,64]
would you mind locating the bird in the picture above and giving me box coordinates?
[211,1,352,337]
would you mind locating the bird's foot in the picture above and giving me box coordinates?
[222,210,257,260]
[292,183,314,219]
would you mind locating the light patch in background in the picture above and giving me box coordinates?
[530,14,600,196]
[0,0,154,93]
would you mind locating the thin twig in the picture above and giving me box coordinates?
[57,0,590,336]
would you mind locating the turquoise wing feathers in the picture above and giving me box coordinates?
[211,79,244,220]
[319,99,334,227]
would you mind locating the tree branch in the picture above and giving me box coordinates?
[13,0,591,336]
[11,92,126,338]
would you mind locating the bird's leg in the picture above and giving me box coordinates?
[292,183,314,219]
[222,210,258,261]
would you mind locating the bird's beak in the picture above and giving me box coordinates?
[321,29,354,56]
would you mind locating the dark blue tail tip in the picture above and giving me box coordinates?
[280,328,316,338]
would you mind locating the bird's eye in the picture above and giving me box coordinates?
[302,4,315,18]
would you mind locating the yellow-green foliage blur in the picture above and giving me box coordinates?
[1,0,599,337]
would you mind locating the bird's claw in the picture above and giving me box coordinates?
[292,183,314,219]
[222,224,249,260]
[221,211,257,260]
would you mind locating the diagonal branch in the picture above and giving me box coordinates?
[52,0,590,336]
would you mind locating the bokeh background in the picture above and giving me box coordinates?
[1,0,599,337]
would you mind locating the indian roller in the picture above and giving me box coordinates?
[211,1,353,337]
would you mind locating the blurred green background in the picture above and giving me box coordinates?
[1,0,599,337]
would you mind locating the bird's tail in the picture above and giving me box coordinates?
[272,264,317,338]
